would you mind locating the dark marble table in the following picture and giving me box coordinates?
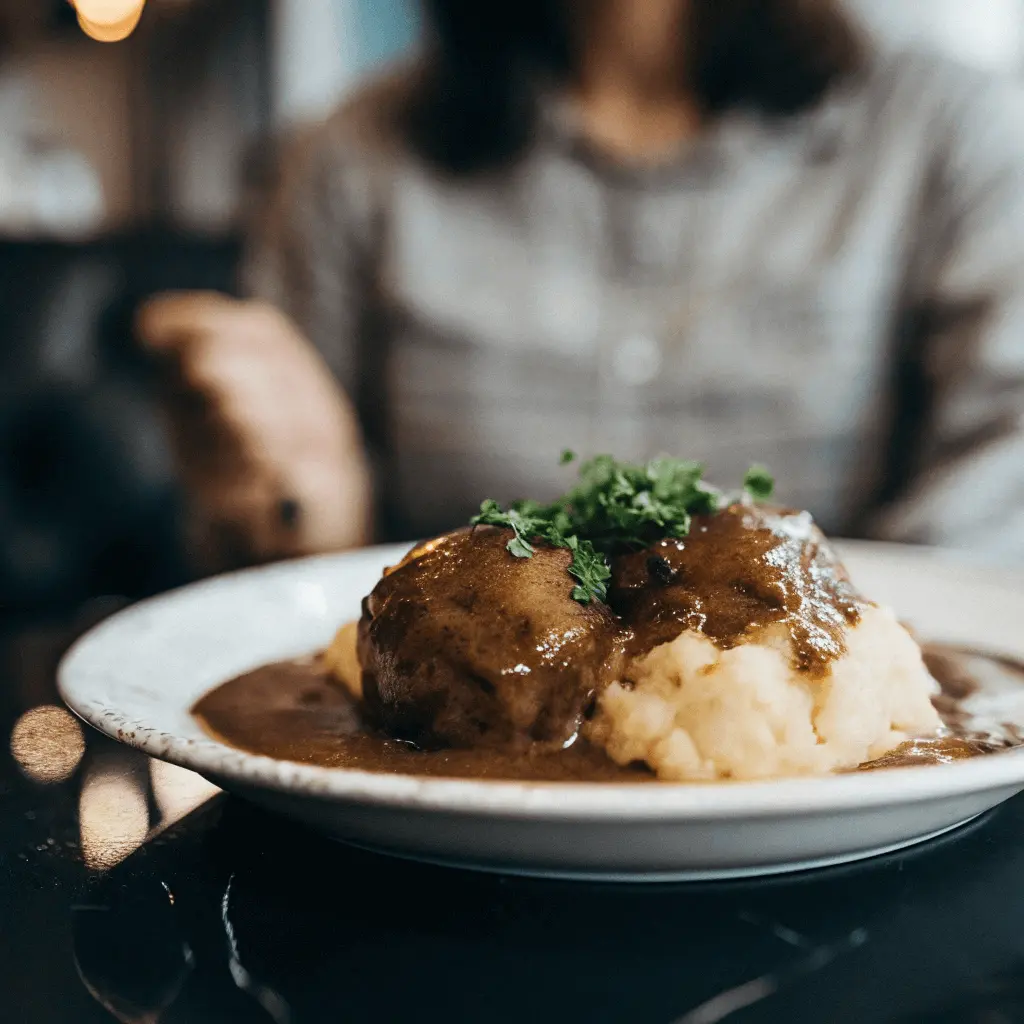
[4,614,1024,1024]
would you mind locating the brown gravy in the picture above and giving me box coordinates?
[193,644,1024,781]
[194,656,648,782]
[611,505,864,674]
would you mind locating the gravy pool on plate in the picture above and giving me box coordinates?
[193,645,1022,781]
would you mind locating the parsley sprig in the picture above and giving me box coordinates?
[472,499,611,603]
[471,454,774,604]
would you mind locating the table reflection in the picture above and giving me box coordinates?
[78,748,150,871]
[73,876,193,1024]
[6,616,221,875]
[61,795,1006,1024]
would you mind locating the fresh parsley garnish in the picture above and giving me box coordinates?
[742,464,775,502]
[472,498,610,603]
[557,455,720,551]
[471,455,774,605]
[563,533,613,604]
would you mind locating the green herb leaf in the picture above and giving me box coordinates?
[566,536,612,605]
[471,455,773,604]
[560,449,577,465]
[554,455,722,551]
[507,536,535,558]
[743,464,775,502]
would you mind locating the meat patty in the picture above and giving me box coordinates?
[358,526,625,750]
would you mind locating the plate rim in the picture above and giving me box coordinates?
[58,541,1024,823]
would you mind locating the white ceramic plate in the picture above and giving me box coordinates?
[59,542,1024,882]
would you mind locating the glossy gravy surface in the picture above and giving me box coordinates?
[193,645,1024,781]
[194,656,644,781]
[611,505,864,673]
[358,526,625,752]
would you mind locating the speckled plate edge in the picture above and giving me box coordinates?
[56,541,1024,824]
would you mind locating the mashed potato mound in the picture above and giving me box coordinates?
[323,620,362,700]
[586,605,942,781]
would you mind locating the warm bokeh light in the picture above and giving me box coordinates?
[79,758,150,870]
[77,11,143,42]
[10,705,86,784]
[72,0,146,24]
[71,0,146,42]
[149,759,220,829]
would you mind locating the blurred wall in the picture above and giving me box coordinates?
[353,0,418,71]
[272,0,418,128]
[0,35,133,238]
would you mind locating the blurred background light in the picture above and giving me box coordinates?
[79,751,150,870]
[70,0,147,43]
[149,759,220,829]
[10,705,86,783]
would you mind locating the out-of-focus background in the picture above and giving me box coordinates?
[0,0,1022,625]
[0,0,417,624]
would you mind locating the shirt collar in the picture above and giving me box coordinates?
[533,62,869,185]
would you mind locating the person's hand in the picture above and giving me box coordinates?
[136,291,371,571]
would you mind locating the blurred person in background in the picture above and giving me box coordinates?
[139,0,1024,573]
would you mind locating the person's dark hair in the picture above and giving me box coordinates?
[405,0,866,175]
